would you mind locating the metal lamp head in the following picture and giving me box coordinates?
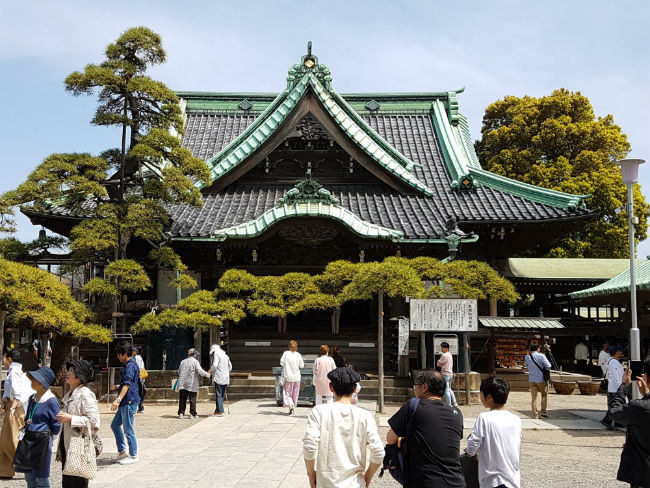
[618,159,645,185]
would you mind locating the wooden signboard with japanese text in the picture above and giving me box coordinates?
[410,299,478,332]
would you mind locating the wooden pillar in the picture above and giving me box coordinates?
[377,291,385,414]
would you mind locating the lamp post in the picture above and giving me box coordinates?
[618,158,645,400]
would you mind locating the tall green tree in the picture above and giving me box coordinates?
[475,88,649,258]
[0,257,111,377]
[7,27,211,332]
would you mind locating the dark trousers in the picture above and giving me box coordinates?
[138,381,147,411]
[62,475,89,488]
[602,392,617,425]
[576,359,587,374]
[178,389,197,416]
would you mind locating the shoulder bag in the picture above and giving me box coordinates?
[531,355,551,382]
[379,397,420,485]
[62,419,97,479]
[13,429,51,471]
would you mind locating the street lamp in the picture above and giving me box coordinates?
[618,158,645,400]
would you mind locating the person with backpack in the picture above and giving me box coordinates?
[524,344,551,419]
[386,369,465,487]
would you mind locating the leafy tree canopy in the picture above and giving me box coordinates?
[3,27,211,325]
[475,88,648,258]
[0,257,111,343]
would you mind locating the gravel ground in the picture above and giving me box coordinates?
[0,391,630,487]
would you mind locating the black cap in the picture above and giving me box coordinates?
[66,360,94,385]
[327,367,360,387]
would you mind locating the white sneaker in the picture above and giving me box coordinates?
[190,415,198,420]
[119,456,139,465]
[114,452,129,462]
[178,414,185,419]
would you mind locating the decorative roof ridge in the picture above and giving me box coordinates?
[454,113,481,169]
[469,167,590,210]
[198,74,311,188]
[176,91,462,102]
[197,44,435,198]
[305,74,434,196]
[207,200,405,242]
[277,176,339,205]
[431,100,475,190]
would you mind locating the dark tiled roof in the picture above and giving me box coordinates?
[172,112,592,239]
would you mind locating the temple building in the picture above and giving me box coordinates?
[25,45,598,372]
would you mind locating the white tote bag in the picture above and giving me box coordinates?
[62,420,97,480]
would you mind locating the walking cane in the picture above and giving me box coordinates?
[224,390,230,414]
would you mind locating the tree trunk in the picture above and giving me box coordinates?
[377,291,384,414]
[50,335,77,386]
[0,311,6,363]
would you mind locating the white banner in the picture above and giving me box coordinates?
[397,318,410,356]
[410,299,478,332]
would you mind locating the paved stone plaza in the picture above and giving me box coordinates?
[0,392,631,487]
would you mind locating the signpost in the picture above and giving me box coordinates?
[409,299,478,404]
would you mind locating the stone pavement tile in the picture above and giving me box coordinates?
[279,474,307,487]
[192,477,241,488]
[234,478,281,488]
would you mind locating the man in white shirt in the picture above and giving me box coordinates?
[598,341,610,378]
[303,367,384,488]
[574,339,589,374]
[601,345,624,430]
[466,376,522,488]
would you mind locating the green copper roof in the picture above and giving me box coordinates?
[197,56,434,197]
[570,260,650,299]
[209,200,405,242]
[431,100,474,189]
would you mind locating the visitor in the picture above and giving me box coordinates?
[16,367,61,488]
[437,341,457,407]
[601,345,624,430]
[303,367,384,487]
[466,376,522,488]
[332,345,346,368]
[177,348,211,420]
[574,338,589,374]
[313,344,336,405]
[0,348,34,479]
[131,346,146,413]
[209,344,232,417]
[110,341,140,465]
[280,340,304,415]
[56,360,100,488]
[598,340,610,377]
[608,359,650,488]
[524,344,551,419]
[386,369,465,487]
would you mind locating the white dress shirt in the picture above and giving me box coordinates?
[2,362,35,406]
[303,402,385,488]
[606,358,624,393]
[574,342,589,361]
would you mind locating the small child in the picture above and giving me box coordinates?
[465,376,522,488]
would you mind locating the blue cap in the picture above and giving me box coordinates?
[609,345,623,355]
[28,367,56,389]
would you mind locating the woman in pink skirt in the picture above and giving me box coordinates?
[312,345,336,405]
[280,340,304,414]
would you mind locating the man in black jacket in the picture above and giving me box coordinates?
[608,358,650,488]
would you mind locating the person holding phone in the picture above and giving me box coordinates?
[608,359,650,488]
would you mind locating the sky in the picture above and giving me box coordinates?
[1,0,648,257]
